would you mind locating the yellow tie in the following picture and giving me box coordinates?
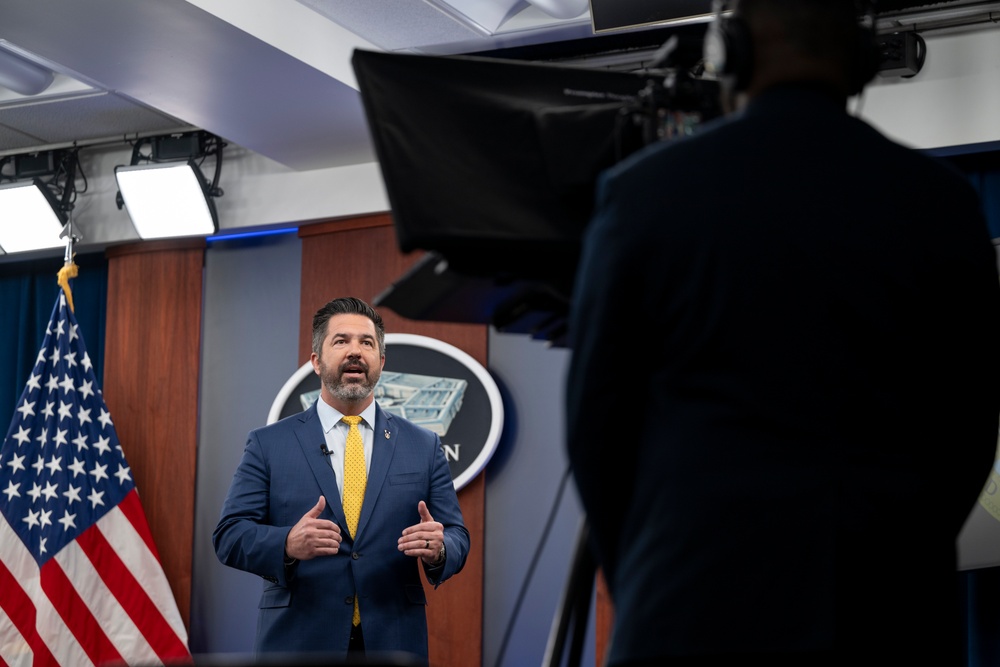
[341,415,366,626]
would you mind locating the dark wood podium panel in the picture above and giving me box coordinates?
[299,214,486,667]
[104,239,206,629]
[596,571,613,667]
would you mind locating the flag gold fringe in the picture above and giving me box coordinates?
[57,260,79,313]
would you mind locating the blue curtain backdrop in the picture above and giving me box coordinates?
[0,252,108,428]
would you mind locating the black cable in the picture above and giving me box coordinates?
[493,463,575,667]
[73,150,89,197]
[55,150,77,214]
[207,135,225,197]
[129,136,152,166]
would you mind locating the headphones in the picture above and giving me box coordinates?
[702,0,880,96]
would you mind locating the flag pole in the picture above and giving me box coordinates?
[56,211,80,313]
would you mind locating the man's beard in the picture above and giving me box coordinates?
[320,358,379,403]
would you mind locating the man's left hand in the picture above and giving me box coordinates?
[398,500,446,566]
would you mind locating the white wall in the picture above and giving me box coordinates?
[858,26,1000,151]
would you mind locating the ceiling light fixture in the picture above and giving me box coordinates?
[0,149,79,254]
[114,131,225,240]
[528,0,589,20]
[0,43,55,96]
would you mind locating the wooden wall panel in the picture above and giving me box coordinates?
[596,571,613,666]
[299,213,485,667]
[103,239,204,630]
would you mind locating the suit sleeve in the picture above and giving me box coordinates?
[423,433,470,586]
[212,430,294,586]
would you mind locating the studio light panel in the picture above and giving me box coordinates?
[0,180,66,253]
[115,161,218,240]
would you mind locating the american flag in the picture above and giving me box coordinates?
[0,290,191,666]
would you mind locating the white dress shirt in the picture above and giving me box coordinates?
[315,398,376,498]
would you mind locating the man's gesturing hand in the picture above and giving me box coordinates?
[284,495,342,560]
[398,500,445,566]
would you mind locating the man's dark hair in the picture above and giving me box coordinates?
[311,296,386,357]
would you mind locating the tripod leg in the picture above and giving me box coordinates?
[543,520,597,667]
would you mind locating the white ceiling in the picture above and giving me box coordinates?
[0,0,639,172]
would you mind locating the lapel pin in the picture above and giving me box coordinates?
[384,430,390,439]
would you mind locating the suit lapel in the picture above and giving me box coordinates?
[294,403,347,529]
[356,405,396,539]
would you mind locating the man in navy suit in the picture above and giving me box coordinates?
[214,296,469,663]
[566,1,1000,665]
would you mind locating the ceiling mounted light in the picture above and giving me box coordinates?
[116,161,218,239]
[528,0,589,19]
[0,179,66,253]
[114,131,225,240]
[0,149,79,254]
[0,43,55,96]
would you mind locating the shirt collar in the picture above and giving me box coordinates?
[315,397,377,434]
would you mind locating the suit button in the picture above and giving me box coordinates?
[352,552,360,560]
[345,596,354,605]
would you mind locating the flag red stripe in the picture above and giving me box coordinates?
[2,295,190,666]
[117,490,160,559]
[39,557,122,666]
[75,522,191,660]
[0,557,58,666]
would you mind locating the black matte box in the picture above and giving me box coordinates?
[351,49,652,287]
[14,151,57,178]
[153,133,202,161]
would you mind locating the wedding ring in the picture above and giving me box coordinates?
[425,540,429,549]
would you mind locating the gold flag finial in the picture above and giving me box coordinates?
[57,259,79,313]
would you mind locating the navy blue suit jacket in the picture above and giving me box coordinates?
[213,401,469,661]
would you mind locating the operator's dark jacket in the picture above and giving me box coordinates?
[567,83,1000,665]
